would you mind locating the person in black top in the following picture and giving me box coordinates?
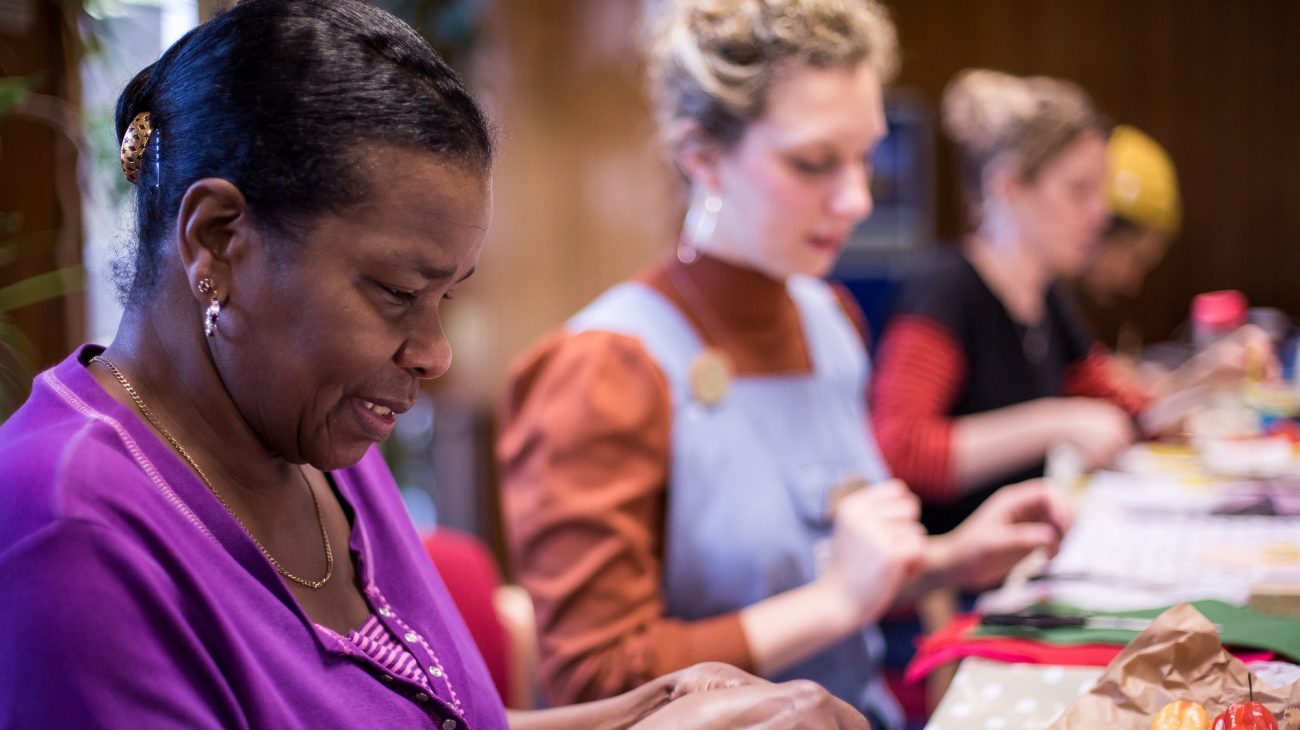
[870,69,1268,533]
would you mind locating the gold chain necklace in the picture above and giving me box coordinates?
[91,355,334,589]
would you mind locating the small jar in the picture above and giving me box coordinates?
[1190,289,1247,352]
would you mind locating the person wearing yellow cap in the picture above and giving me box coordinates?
[870,71,1275,537]
[1081,125,1278,403]
[1081,124,1182,308]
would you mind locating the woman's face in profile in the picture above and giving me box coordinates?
[1012,130,1111,278]
[706,60,886,280]
[219,145,490,470]
[1083,224,1170,305]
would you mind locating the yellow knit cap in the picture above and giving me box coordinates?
[1106,125,1182,237]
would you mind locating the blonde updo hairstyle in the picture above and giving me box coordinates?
[647,0,899,153]
[942,69,1105,224]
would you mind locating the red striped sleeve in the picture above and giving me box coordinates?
[869,315,966,504]
[1062,345,1150,416]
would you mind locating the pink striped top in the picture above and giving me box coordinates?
[340,615,432,690]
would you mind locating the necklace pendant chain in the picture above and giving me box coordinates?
[1019,318,1051,366]
[90,355,334,589]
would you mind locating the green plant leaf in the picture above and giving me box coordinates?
[0,76,37,117]
[0,228,58,257]
[0,266,86,313]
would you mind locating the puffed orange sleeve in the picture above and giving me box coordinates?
[497,329,753,706]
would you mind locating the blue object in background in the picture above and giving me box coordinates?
[1282,335,1299,381]
[833,273,902,352]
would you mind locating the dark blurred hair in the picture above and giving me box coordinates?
[114,0,494,303]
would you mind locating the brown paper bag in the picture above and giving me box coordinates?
[1051,603,1300,729]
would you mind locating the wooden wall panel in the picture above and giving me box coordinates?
[448,0,680,402]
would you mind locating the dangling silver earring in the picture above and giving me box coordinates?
[679,193,722,264]
[198,278,221,337]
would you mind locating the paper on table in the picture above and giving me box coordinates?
[1050,603,1300,729]
[1039,506,1300,611]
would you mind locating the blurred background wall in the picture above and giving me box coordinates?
[887,0,1300,351]
[0,1,84,412]
[3,0,1297,547]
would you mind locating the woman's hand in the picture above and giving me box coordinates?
[1184,324,1279,386]
[1054,398,1136,470]
[509,663,867,730]
[822,479,928,624]
[943,479,1073,591]
[633,676,869,730]
[664,661,763,699]
[736,482,926,677]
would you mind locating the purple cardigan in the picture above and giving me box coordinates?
[0,347,508,729]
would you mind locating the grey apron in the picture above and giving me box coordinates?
[569,276,902,729]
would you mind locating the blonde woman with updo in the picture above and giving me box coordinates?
[869,70,1269,536]
[499,6,1071,727]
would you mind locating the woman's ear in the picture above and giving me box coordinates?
[174,178,252,303]
[983,152,1023,205]
[671,120,725,196]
